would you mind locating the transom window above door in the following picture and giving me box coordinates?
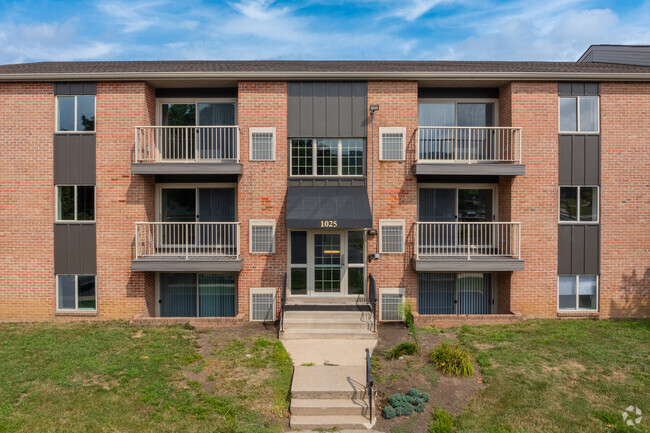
[291,138,364,177]
[419,102,495,127]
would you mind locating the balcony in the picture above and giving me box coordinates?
[132,222,242,272]
[412,222,524,272]
[131,126,242,175]
[414,127,525,176]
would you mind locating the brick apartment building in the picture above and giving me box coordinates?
[0,45,648,326]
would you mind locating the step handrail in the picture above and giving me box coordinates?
[368,274,377,332]
[366,348,374,424]
[280,273,287,332]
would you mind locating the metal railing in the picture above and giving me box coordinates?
[134,126,240,163]
[415,222,521,259]
[280,273,287,332]
[417,127,522,163]
[368,274,377,332]
[365,348,374,425]
[135,222,240,259]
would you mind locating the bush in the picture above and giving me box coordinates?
[382,388,430,419]
[429,407,454,433]
[430,341,474,377]
[398,301,421,352]
[386,341,418,359]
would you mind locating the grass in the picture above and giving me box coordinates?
[454,319,650,433]
[0,322,291,433]
[430,341,474,377]
[386,341,419,359]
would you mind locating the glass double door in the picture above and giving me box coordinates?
[290,230,365,296]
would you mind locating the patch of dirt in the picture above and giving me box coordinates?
[373,323,484,433]
[131,330,145,338]
[73,374,120,391]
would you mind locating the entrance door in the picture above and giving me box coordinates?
[313,232,343,295]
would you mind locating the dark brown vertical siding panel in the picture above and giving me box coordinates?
[558,82,572,95]
[312,82,327,137]
[68,225,83,274]
[53,136,69,184]
[585,135,600,185]
[584,225,600,274]
[287,82,301,137]
[558,225,573,274]
[326,83,340,137]
[571,225,585,274]
[53,134,96,184]
[80,224,97,273]
[584,82,600,95]
[351,82,367,137]
[339,82,353,137]
[299,82,314,137]
[82,82,97,95]
[571,82,585,96]
[54,224,97,274]
[558,135,572,184]
[54,224,69,274]
[571,136,585,184]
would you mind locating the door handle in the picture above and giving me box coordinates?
[340,253,345,269]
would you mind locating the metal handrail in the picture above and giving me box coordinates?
[368,274,377,332]
[365,348,374,424]
[280,273,287,332]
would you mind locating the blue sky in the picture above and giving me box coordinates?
[0,0,649,64]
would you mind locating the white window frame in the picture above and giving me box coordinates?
[558,96,600,134]
[55,185,96,223]
[249,219,276,254]
[557,275,599,312]
[379,287,405,321]
[249,287,276,321]
[55,95,97,133]
[249,127,276,161]
[155,98,238,126]
[56,274,97,312]
[289,138,365,178]
[379,127,406,161]
[558,186,599,224]
[379,219,405,254]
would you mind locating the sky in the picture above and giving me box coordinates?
[0,0,649,64]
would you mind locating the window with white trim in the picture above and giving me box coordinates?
[559,186,598,223]
[379,288,405,321]
[290,138,364,176]
[379,127,406,161]
[250,220,275,253]
[57,95,95,132]
[57,274,96,311]
[56,185,95,222]
[379,220,405,253]
[250,288,276,321]
[249,127,276,161]
[559,96,599,133]
[558,275,598,311]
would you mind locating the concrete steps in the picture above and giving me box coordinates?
[290,415,373,430]
[282,328,376,340]
[290,398,370,416]
[281,304,375,341]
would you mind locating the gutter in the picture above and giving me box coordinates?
[0,71,649,82]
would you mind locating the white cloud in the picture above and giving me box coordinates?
[386,0,447,21]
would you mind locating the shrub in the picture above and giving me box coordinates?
[430,341,474,377]
[382,388,430,419]
[398,301,421,352]
[386,341,418,359]
[429,407,454,433]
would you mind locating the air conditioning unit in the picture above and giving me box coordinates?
[249,288,276,322]
[379,288,405,322]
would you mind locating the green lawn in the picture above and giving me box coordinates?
[454,319,650,433]
[0,322,291,433]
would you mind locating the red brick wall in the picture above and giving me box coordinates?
[237,81,288,318]
[95,82,155,319]
[599,82,650,318]
[0,83,55,320]
[366,81,419,305]
[506,82,560,318]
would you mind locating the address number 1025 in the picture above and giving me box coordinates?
[320,220,338,228]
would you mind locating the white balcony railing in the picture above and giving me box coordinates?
[415,222,521,259]
[134,126,240,163]
[135,222,241,259]
[417,127,522,163]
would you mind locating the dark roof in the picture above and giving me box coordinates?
[0,60,649,76]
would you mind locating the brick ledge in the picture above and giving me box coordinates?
[412,312,524,328]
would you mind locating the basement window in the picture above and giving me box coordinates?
[57,274,96,311]
[558,275,598,311]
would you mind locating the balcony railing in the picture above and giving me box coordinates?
[417,127,522,163]
[135,222,240,259]
[134,126,240,163]
[415,222,521,259]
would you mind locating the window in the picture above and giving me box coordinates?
[250,220,275,253]
[249,127,276,161]
[57,96,95,132]
[379,127,406,161]
[250,288,276,321]
[379,288,405,321]
[559,186,598,223]
[57,274,96,311]
[558,275,598,311]
[379,220,405,253]
[56,185,95,221]
[289,231,308,295]
[159,273,236,317]
[290,138,364,176]
[559,96,599,132]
